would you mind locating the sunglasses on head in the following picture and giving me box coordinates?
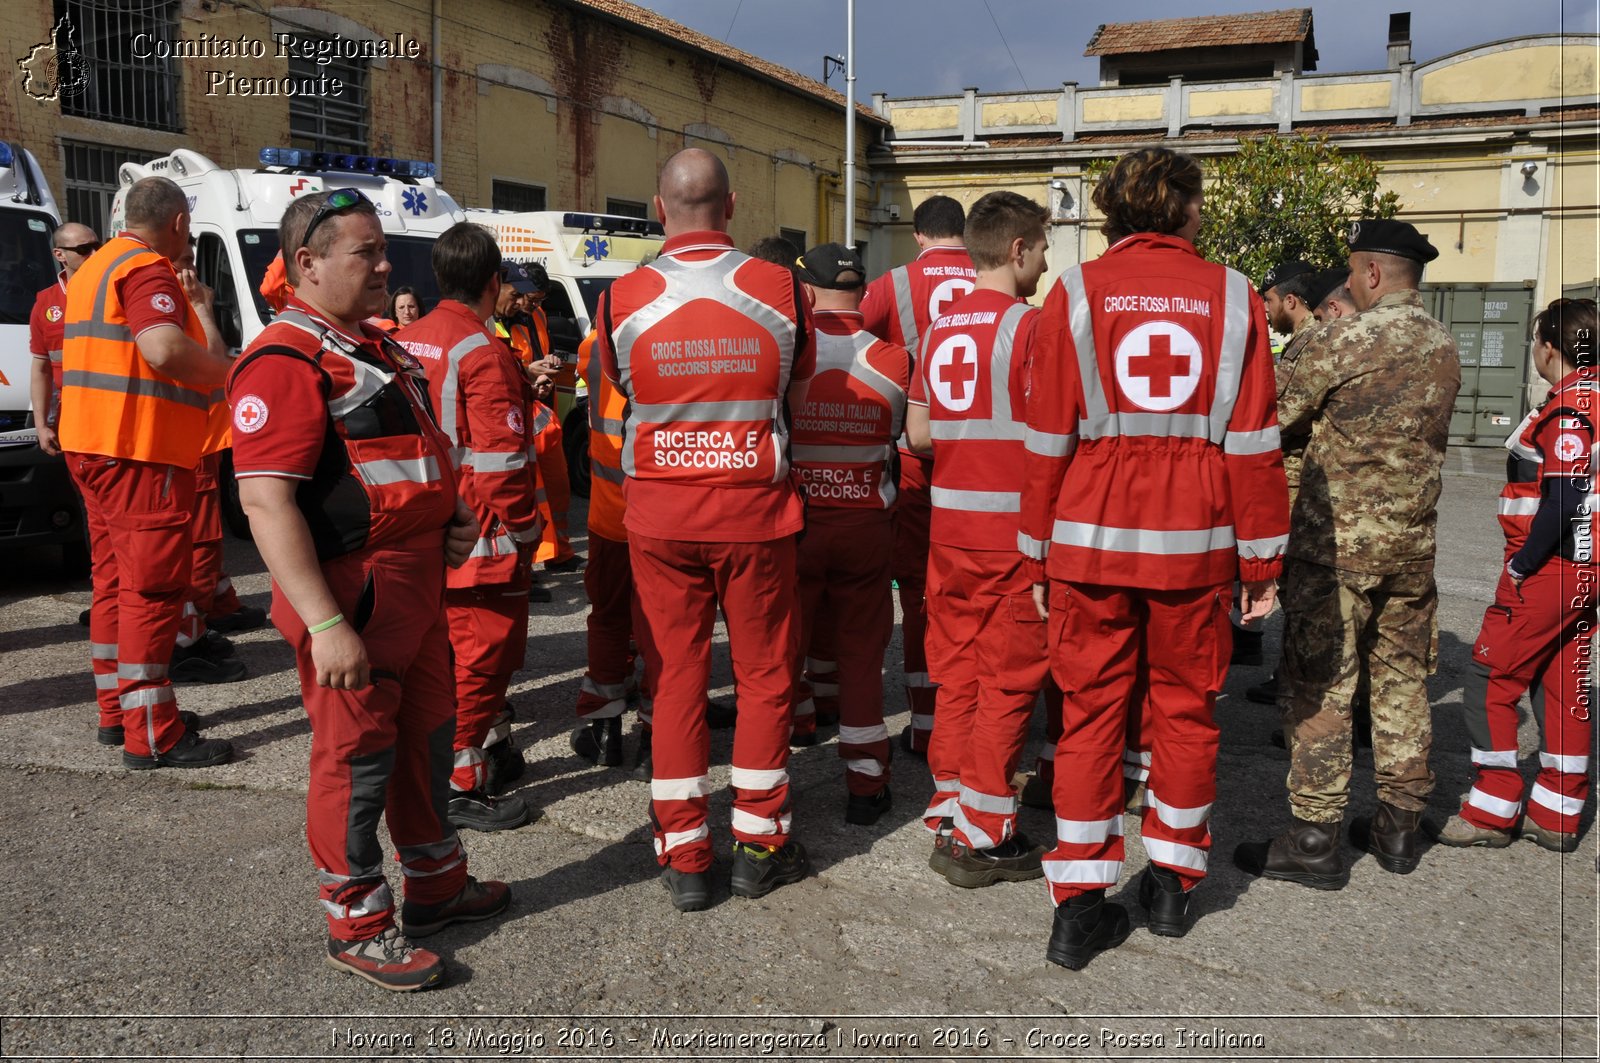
[56,241,100,256]
[299,187,366,251]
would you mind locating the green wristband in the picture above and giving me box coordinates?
[308,613,344,635]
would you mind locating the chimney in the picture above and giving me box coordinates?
[1387,11,1412,69]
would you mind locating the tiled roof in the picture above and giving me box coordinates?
[1086,8,1313,56]
[560,0,886,123]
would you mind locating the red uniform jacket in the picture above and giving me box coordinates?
[1501,368,1596,562]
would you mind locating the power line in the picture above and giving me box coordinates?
[980,0,1050,122]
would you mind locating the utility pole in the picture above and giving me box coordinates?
[844,0,856,246]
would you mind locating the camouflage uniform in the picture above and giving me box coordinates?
[1274,321,1321,504]
[1275,288,1461,823]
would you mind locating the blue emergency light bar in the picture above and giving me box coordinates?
[562,212,664,238]
[258,147,437,179]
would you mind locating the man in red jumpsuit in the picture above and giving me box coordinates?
[788,243,910,823]
[397,221,545,833]
[861,195,975,757]
[232,189,509,991]
[58,177,232,765]
[597,148,815,913]
[30,222,98,458]
[1020,148,1287,967]
[904,191,1053,886]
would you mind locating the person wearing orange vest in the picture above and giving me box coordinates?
[860,195,976,758]
[230,188,508,992]
[58,176,233,766]
[788,243,910,825]
[904,192,1053,886]
[519,263,552,362]
[495,263,537,364]
[1022,149,1286,967]
[598,148,815,912]
[397,221,543,833]
[30,222,99,458]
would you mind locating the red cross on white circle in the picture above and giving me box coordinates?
[1554,432,1586,464]
[928,333,980,412]
[1114,321,1203,412]
[233,394,269,434]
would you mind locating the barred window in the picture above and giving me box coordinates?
[780,227,808,252]
[57,0,183,132]
[287,36,369,154]
[63,141,154,233]
[606,198,649,220]
[494,181,546,212]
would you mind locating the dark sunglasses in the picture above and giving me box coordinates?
[56,241,100,256]
[299,187,365,250]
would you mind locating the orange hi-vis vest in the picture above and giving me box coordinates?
[579,331,628,541]
[200,391,232,458]
[59,235,211,467]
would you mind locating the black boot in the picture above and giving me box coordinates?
[1233,818,1348,890]
[1046,889,1130,970]
[1136,864,1195,937]
[631,726,653,781]
[571,717,623,767]
[1350,801,1422,874]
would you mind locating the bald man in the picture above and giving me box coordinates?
[30,222,100,456]
[597,149,816,912]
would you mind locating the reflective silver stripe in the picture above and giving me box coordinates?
[530,405,553,435]
[652,775,712,801]
[60,370,211,411]
[90,642,118,660]
[1052,520,1235,555]
[838,723,890,744]
[508,524,541,544]
[1019,530,1050,560]
[117,662,168,681]
[591,461,625,484]
[94,673,118,690]
[469,533,516,558]
[354,456,442,486]
[595,416,624,436]
[1471,747,1519,768]
[274,311,397,418]
[629,398,781,423]
[930,417,1025,442]
[68,244,148,351]
[1540,752,1590,773]
[931,486,1020,513]
[1055,815,1124,844]
[891,266,919,352]
[1224,425,1282,455]
[1238,533,1289,560]
[1146,790,1212,829]
[959,784,1017,815]
[119,685,174,710]
[1060,266,1107,423]
[1082,411,1209,440]
[791,442,892,463]
[1024,427,1077,457]
[461,449,528,472]
[1206,267,1252,444]
[1497,496,1540,517]
[1143,836,1209,872]
[1043,860,1124,885]
[48,349,63,363]
[1467,786,1521,819]
[434,332,492,444]
[730,766,788,790]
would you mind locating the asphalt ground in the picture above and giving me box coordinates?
[0,447,1594,1061]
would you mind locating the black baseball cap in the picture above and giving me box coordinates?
[503,261,538,293]
[795,243,865,290]
[1345,219,1439,264]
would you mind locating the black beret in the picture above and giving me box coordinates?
[796,242,866,290]
[1260,258,1315,295]
[1303,268,1350,308]
[1345,219,1439,263]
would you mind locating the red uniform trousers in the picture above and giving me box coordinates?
[575,532,651,724]
[923,543,1051,848]
[277,536,469,942]
[1043,581,1231,903]
[1459,563,1595,834]
[534,423,575,564]
[893,452,935,750]
[69,454,194,756]
[445,569,531,793]
[630,531,797,872]
[792,512,894,793]
[177,452,226,648]
[1033,684,1066,791]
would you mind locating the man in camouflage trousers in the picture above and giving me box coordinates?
[1235,219,1461,890]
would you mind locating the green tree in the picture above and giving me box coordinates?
[1197,134,1400,281]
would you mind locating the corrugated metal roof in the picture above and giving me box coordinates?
[1086,8,1313,56]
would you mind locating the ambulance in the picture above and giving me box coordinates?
[112,146,466,534]
[0,141,83,570]
[464,208,664,495]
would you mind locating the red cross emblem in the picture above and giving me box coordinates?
[233,394,269,434]
[1114,321,1203,412]
[928,333,980,412]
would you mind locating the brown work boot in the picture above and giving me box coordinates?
[1350,801,1423,874]
[1429,813,1513,849]
[1232,818,1348,890]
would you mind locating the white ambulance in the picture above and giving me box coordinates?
[0,141,83,569]
[112,146,467,534]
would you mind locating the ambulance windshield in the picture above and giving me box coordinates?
[237,230,444,321]
[574,277,613,319]
[0,210,57,325]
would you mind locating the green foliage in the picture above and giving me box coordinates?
[1196,134,1400,281]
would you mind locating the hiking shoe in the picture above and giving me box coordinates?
[1124,779,1147,813]
[705,697,737,729]
[730,840,810,899]
[1521,816,1579,853]
[198,629,236,657]
[484,738,526,795]
[661,867,711,912]
[1233,819,1348,890]
[402,877,512,938]
[208,604,267,634]
[942,833,1045,889]
[1429,814,1514,849]
[446,789,530,832]
[326,926,444,991]
[631,726,653,781]
[1136,865,1195,937]
[169,646,247,685]
[571,717,623,767]
[845,787,892,826]
[99,709,200,747]
[1046,890,1131,971]
[122,730,232,770]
